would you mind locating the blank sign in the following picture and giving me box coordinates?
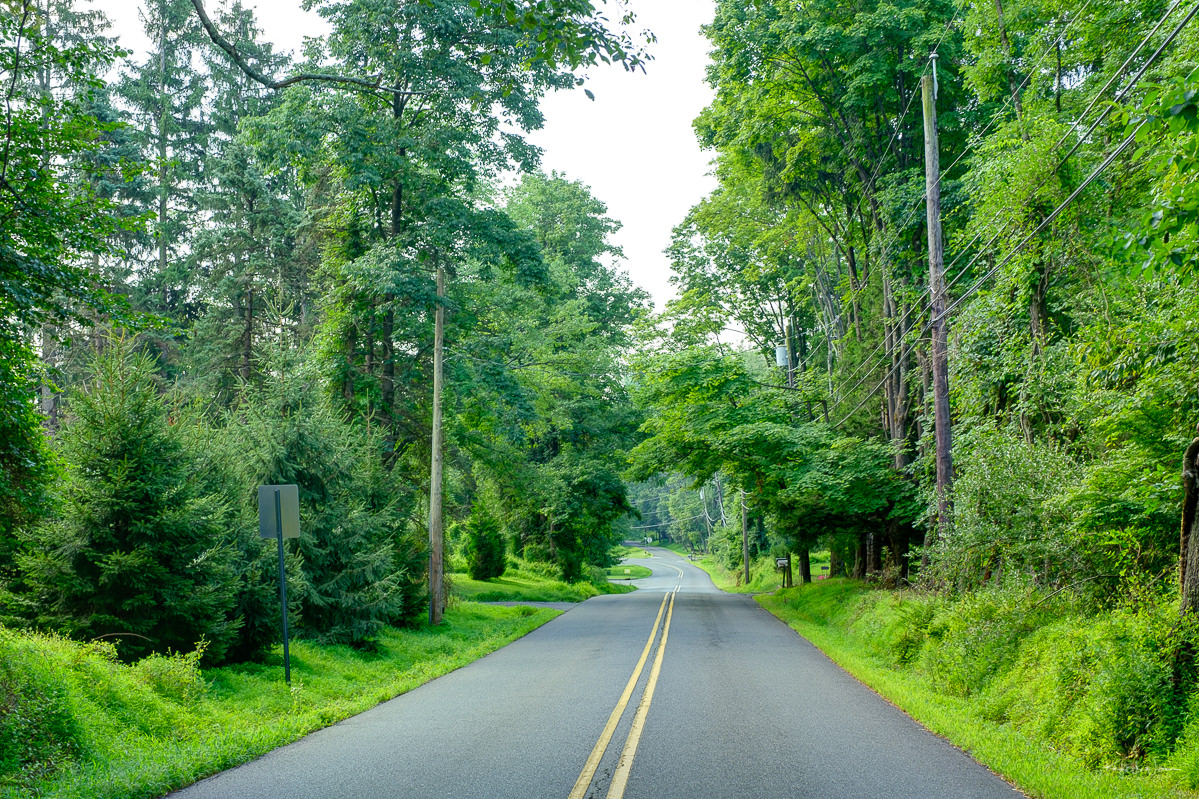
[258,485,300,539]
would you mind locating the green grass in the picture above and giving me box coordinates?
[606,564,654,580]
[1,603,559,799]
[612,545,651,559]
[758,581,1199,799]
[685,553,784,593]
[449,562,634,603]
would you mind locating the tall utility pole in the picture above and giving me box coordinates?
[428,260,446,624]
[922,54,953,567]
[741,491,750,586]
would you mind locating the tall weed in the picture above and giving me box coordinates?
[0,629,82,790]
[784,581,1199,772]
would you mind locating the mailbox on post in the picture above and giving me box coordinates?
[775,554,794,588]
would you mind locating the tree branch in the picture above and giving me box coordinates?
[188,0,425,97]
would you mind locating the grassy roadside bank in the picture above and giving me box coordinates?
[1,603,559,799]
[448,559,636,602]
[757,580,1199,799]
[663,544,789,593]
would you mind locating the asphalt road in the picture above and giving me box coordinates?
[168,548,1023,799]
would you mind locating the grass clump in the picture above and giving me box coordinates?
[449,558,634,603]
[0,629,86,790]
[760,580,1199,799]
[0,603,558,799]
[607,564,653,580]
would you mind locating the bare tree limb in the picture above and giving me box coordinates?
[188,0,425,96]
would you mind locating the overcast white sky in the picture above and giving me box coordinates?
[89,0,717,310]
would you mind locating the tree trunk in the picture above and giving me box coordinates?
[380,309,395,411]
[994,0,1027,131]
[1180,426,1199,613]
[39,324,59,432]
[868,532,883,576]
[157,15,170,308]
[343,324,357,401]
[799,548,812,584]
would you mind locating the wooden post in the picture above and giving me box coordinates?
[922,56,954,568]
[741,491,750,586]
[701,487,712,554]
[429,260,446,624]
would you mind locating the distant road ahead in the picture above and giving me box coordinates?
[169,547,1022,799]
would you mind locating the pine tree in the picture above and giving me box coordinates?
[16,340,237,663]
[114,0,212,335]
[0,0,137,587]
[465,508,506,581]
[224,346,426,647]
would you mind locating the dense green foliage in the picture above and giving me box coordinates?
[0,1,132,576]
[0,0,649,683]
[9,0,1199,790]
[0,604,557,797]
[15,343,238,663]
[615,0,1199,781]
[630,0,1199,601]
[463,507,507,581]
[762,581,1199,796]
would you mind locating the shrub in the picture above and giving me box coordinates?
[465,511,506,581]
[129,641,208,706]
[926,425,1079,592]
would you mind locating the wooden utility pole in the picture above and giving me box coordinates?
[428,261,446,624]
[741,491,750,586]
[922,54,954,567]
[701,487,712,554]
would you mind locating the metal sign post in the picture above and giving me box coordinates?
[259,485,300,684]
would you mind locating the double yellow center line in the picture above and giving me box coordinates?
[568,590,678,799]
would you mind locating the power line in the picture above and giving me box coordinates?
[826,0,1104,405]
[938,122,1144,321]
[834,121,1147,427]
[627,513,704,530]
[827,0,1190,422]
[1059,0,1198,164]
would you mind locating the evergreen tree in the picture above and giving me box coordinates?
[0,0,136,580]
[464,507,505,581]
[114,0,212,336]
[15,341,237,663]
[224,347,426,646]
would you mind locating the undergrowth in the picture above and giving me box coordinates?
[760,579,1199,799]
[0,603,559,798]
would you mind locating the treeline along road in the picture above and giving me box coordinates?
[169,548,1021,799]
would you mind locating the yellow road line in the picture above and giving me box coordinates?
[605,590,676,799]
[567,592,670,799]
